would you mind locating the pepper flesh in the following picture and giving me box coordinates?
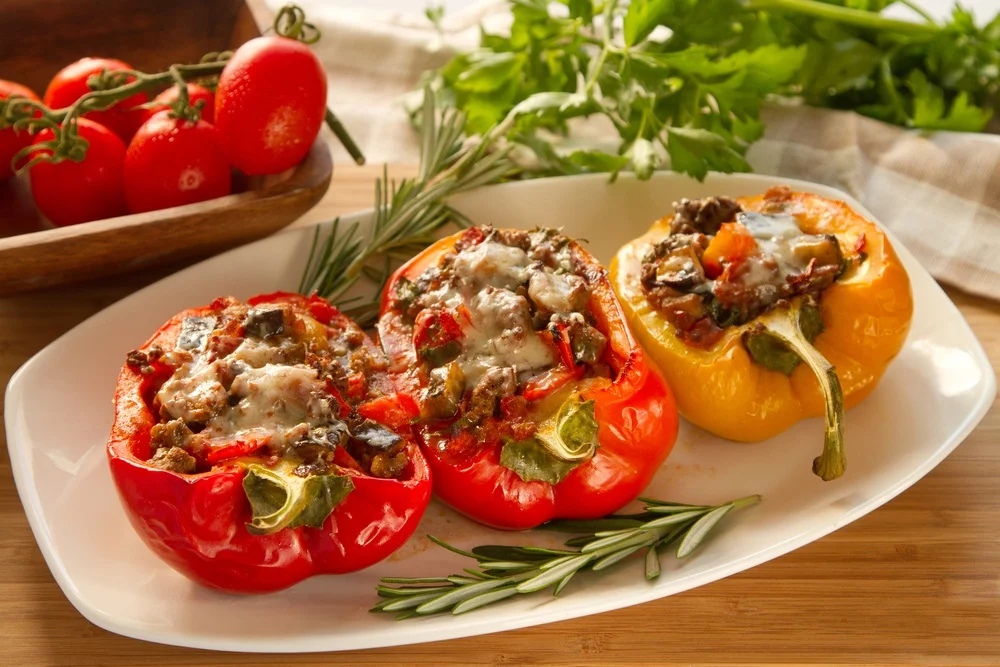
[377,229,679,530]
[106,292,432,593]
[610,188,913,450]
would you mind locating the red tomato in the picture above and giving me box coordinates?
[141,83,215,126]
[214,36,326,175]
[43,58,149,142]
[0,80,40,180]
[124,110,232,214]
[29,118,127,226]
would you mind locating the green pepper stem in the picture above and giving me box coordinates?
[242,459,354,534]
[758,301,846,481]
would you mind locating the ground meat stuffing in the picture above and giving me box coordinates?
[135,297,411,480]
[642,192,845,346]
[148,446,197,474]
[392,226,611,444]
[670,196,741,235]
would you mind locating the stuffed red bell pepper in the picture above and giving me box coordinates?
[107,292,431,593]
[376,227,679,530]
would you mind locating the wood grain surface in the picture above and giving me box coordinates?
[0,164,997,667]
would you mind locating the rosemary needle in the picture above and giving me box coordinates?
[299,89,515,326]
[372,494,761,618]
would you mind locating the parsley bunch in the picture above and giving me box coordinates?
[417,0,999,180]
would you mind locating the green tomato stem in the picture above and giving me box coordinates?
[757,300,846,481]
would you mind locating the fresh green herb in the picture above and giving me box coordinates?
[417,0,999,181]
[372,494,761,618]
[299,91,515,324]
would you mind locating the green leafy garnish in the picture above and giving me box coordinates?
[500,438,580,485]
[416,0,999,181]
[372,494,761,618]
[242,461,354,535]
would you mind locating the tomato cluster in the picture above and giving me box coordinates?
[1,35,327,227]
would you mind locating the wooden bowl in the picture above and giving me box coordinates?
[0,0,332,295]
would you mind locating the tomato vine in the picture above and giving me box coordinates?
[0,3,362,174]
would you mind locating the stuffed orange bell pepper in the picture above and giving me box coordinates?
[610,186,913,480]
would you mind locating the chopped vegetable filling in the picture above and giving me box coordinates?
[128,297,408,479]
[640,196,845,347]
[393,227,609,444]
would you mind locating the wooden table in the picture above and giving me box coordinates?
[1,164,998,666]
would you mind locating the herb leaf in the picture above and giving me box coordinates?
[300,91,514,325]
[623,0,671,46]
[416,0,998,182]
[373,494,761,618]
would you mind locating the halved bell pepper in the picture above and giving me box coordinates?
[107,292,432,593]
[610,187,913,480]
[377,227,679,530]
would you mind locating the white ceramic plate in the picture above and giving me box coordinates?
[6,173,995,652]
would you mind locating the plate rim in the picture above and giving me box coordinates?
[5,170,996,652]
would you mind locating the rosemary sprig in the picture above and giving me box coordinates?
[372,494,761,619]
[299,90,515,325]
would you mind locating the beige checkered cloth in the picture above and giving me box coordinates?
[261,0,1000,301]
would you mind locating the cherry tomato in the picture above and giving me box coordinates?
[214,36,326,175]
[29,118,127,226]
[43,58,149,143]
[0,80,40,180]
[124,110,231,214]
[141,83,215,126]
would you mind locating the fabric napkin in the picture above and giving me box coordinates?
[260,0,1000,301]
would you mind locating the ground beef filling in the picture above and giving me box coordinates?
[391,227,610,442]
[641,193,844,347]
[126,298,408,479]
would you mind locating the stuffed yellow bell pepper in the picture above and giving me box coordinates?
[610,186,913,480]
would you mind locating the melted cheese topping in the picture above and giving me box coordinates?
[739,212,806,280]
[156,336,333,454]
[418,238,594,385]
[459,288,557,385]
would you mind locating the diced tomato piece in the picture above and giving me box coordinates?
[307,295,339,324]
[346,372,366,400]
[702,222,757,279]
[357,393,420,430]
[205,438,267,464]
[412,308,464,361]
[521,365,584,402]
[547,322,578,369]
